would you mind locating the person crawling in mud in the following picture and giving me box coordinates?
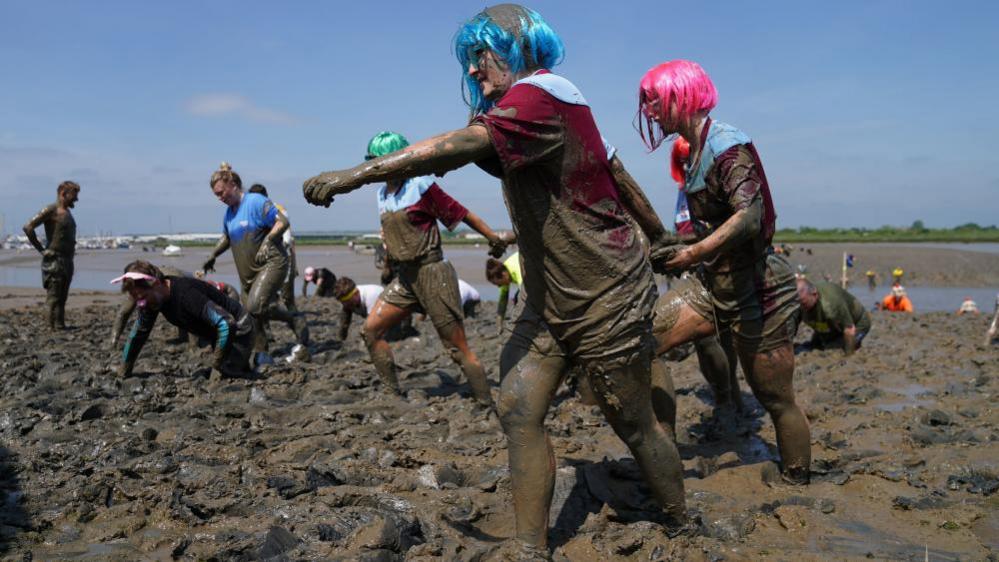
[880,284,914,312]
[303,7,689,551]
[202,162,309,360]
[110,264,241,349]
[635,60,811,485]
[301,266,336,298]
[305,131,510,404]
[485,252,522,333]
[111,260,254,378]
[796,278,871,355]
[23,180,80,330]
[331,276,383,340]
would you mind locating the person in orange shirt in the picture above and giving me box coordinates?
[881,285,914,312]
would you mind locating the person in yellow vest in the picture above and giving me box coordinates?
[485,252,522,333]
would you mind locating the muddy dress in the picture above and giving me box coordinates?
[676,118,799,353]
[473,70,657,365]
[223,192,303,352]
[376,176,469,331]
[121,276,253,376]
[28,203,76,327]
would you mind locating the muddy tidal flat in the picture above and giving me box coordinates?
[0,296,996,560]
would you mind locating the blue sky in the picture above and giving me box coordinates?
[1,1,996,236]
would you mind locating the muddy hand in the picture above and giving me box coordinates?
[303,170,361,207]
[201,256,216,274]
[487,231,515,258]
[649,242,685,276]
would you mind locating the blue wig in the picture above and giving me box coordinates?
[453,4,565,114]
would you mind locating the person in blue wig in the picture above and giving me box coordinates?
[303,4,688,551]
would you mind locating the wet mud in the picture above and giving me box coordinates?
[0,296,996,560]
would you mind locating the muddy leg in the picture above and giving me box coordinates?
[737,341,811,482]
[694,334,738,409]
[440,322,493,406]
[498,347,567,549]
[586,352,687,524]
[650,357,677,441]
[362,299,412,394]
[655,303,715,356]
[45,277,64,330]
[248,264,309,347]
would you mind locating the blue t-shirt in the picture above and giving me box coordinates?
[223,192,278,246]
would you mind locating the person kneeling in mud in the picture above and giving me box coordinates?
[302,266,336,298]
[332,277,384,340]
[109,265,240,349]
[112,261,253,378]
[485,252,522,333]
[797,278,871,355]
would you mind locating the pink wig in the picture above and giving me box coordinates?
[637,60,718,151]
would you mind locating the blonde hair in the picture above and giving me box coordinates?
[209,161,242,189]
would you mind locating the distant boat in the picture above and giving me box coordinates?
[162,245,183,257]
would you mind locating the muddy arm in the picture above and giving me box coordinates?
[303,126,495,206]
[23,205,55,254]
[202,233,230,273]
[668,200,762,269]
[610,155,674,245]
[842,325,857,355]
[463,210,514,257]
[110,297,137,348]
[338,307,352,341]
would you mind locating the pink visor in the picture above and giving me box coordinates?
[110,272,158,285]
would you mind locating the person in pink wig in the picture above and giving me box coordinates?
[637,60,811,484]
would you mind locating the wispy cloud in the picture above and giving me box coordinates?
[183,93,300,125]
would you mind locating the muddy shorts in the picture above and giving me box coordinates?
[701,254,800,354]
[504,297,656,375]
[41,253,73,297]
[380,259,463,332]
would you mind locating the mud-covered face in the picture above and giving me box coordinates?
[212,180,241,207]
[468,47,515,101]
[60,188,80,209]
[128,282,165,310]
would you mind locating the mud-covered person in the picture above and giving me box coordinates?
[303,7,688,551]
[201,163,309,359]
[301,266,336,298]
[248,184,298,312]
[485,252,522,333]
[112,261,253,378]
[110,265,241,349]
[331,277,383,340]
[796,278,871,355]
[308,131,508,403]
[23,180,80,330]
[636,60,811,484]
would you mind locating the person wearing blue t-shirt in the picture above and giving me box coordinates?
[202,162,309,358]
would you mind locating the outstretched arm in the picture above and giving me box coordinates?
[304,126,495,206]
[120,309,157,377]
[23,205,55,254]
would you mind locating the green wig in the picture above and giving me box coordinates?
[365,131,410,160]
